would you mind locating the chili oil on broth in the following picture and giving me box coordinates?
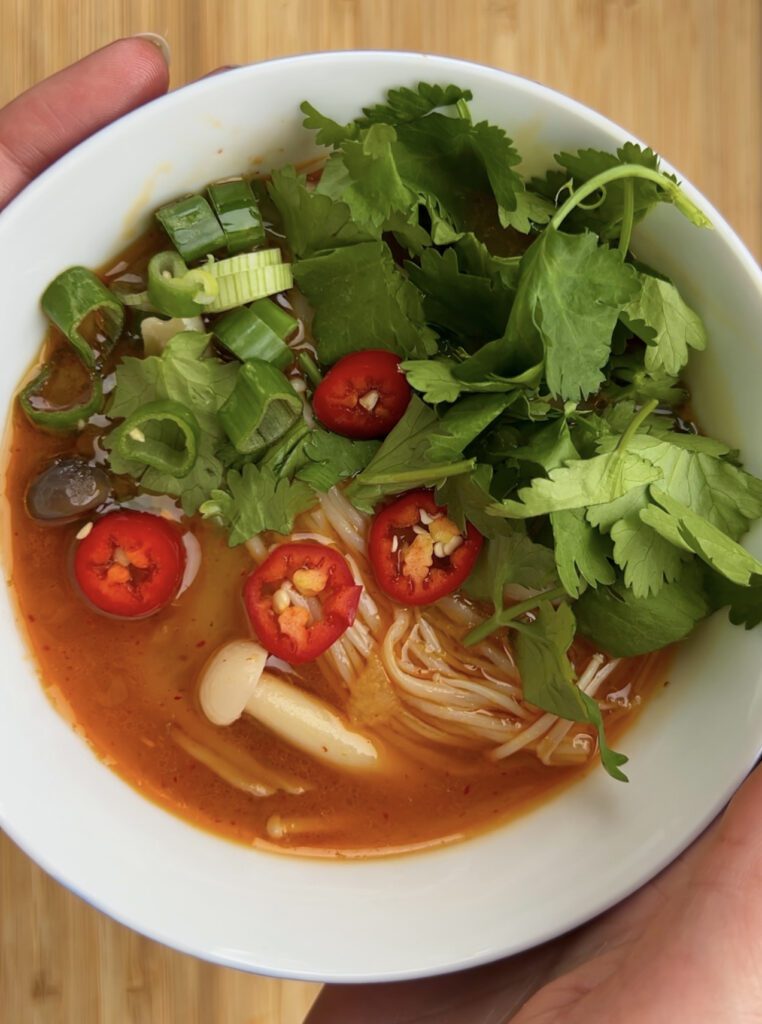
[2,221,672,859]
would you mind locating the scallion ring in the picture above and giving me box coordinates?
[155,194,226,262]
[204,258,293,313]
[213,302,295,369]
[111,399,201,477]
[147,251,219,318]
[207,178,266,254]
[219,359,302,455]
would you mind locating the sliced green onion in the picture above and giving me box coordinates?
[147,251,219,317]
[205,263,293,313]
[19,359,103,431]
[214,306,292,370]
[155,195,226,261]
[220,360,302,455]
[110,399,200,477]
[208,250,283,274]
[297,351,322,388]
[258,419,311,476]
[207,178,266,254]
[41,267,125,369]
[113,288,156,311]
[249,297,298,339]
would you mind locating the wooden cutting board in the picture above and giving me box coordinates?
[0,1,759,1021]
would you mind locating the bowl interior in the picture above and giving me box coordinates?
[0,51,761,982]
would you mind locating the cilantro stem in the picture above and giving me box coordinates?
[464,586,568,646]
[618,179,635,257]
[550,163,711,232]
[361,459,474,486]
[616,398,658,452]
[455,98,472,123]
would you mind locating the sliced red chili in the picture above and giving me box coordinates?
[73,510,186,618]
[369,489,483,606]
[244,542,362,664]
[312,349,411,440]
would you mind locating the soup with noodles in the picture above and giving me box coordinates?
[3,83,761,856]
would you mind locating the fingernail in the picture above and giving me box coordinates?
[132,32,171,67]
[204,65,240,78]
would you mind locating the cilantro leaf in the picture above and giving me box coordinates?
[331,124,416,233]
[463,529,559,604]
[574,563,709,657]
[513,602,628,781]
[621,271,707,376]
[465,120,526,224]
[401,355,540,405]
[601,352,688,408]
[641,488,762,586]
[267,166,373,257]
[105,333,238,514]
[346,398,467,512]
[141,446,225,517]
[704,571,762,630]
[585,426,762,597]
[531,143,671,240]
[509,416,579,472]
[490,450,661,519]
[405,246,514,343]
[107,354,162,419]
[392,114,524,238]
[436,464,512,540]
[300,100,358,146]
[293,241,437,363]
[346,394,505,512]
[358,83,473,126]
[596,433,762,540]
[551,509,616,598]
[505,228,639,400]
[606,490,690,597]
[200,464,316,546]
[296,431,380,491]
[401,360,471,404]
[427,394,512,461]
[499,186,555,233]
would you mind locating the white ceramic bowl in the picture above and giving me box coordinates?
[1,52,761,983]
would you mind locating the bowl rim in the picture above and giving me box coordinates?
[1,49,761,984]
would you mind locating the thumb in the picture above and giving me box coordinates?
[0,37,169,209]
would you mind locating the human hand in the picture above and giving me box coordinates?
[306,764,762,1023]
[0,36,169,210]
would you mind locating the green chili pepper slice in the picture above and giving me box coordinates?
[111,399,201,477]
[19,358,103,432]
[41,267,125,369]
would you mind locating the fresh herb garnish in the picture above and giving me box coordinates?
[92,81,762,783]
[199,464,315,546]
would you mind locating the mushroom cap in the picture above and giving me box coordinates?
[198,639,268,726]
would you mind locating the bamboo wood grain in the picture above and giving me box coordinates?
[0,1,759,1022]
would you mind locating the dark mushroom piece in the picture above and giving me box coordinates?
[26,458,111,523]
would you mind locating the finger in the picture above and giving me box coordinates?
[0,37,169,209]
